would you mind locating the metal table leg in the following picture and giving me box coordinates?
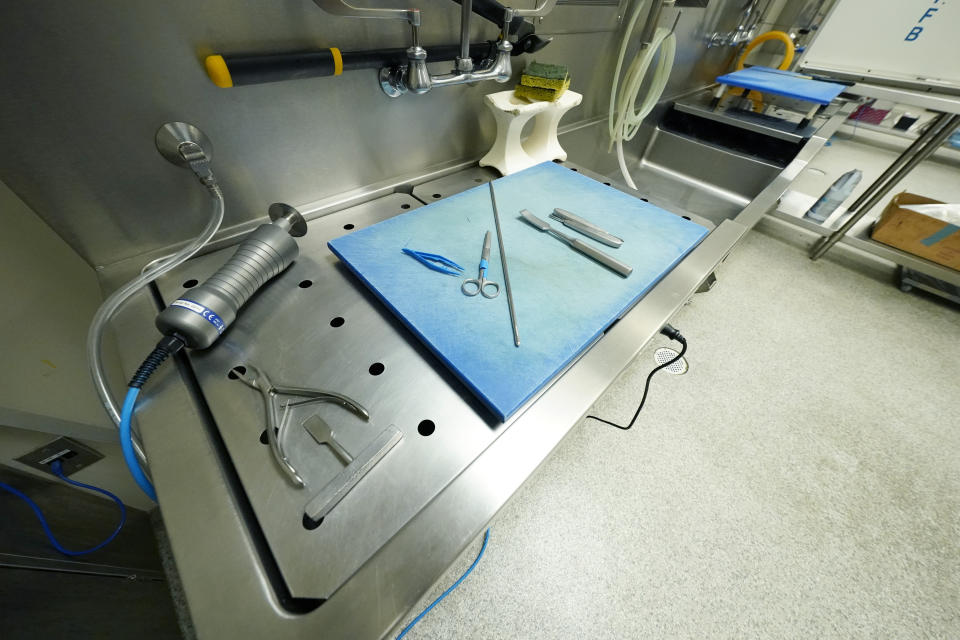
[809,112,960,261]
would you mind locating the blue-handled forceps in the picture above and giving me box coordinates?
[402,248,463,276]
[461,231,501,299]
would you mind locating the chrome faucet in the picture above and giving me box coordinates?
[400,6,515,96]
[708,0,771,48]
[314,0,556,97]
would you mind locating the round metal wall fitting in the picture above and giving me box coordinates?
[654,347,688,375]
[155,122,213,167]
[268,202,308,237]
[379,67,407,98]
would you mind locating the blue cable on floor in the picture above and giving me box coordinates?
[120,386,157,501]
[396,528,491,640]
[0,459,126,556]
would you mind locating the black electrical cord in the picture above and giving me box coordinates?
[586,324,687,431]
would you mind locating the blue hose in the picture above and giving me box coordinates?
[120,386,157,501]
[396,528,491,639]
[0,460,126,556]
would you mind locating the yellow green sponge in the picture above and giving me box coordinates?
[515,60,570,102]
[515,78,570,102]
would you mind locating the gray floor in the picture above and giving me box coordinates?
[392,224,960,639]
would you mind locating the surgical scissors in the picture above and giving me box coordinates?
[232,363,369,488]
[461,231,501,299]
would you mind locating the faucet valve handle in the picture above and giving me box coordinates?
[508,0,555,18]
[312,0,420,26]
[500,7,515,35]
[404,45,431,94]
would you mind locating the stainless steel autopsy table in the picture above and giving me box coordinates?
[102,138,839,636]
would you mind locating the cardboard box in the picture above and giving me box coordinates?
[871,192,960,271]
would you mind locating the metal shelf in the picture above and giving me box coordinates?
[767,208,832,236]
[770,207,960,288]
[843,227,960,287]
[806,80,960,289]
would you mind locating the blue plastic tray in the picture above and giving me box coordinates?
[717,66,846,104]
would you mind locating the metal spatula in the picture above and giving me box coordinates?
[519,209,633,277]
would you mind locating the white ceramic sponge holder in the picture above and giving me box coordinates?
[479,89,582,176]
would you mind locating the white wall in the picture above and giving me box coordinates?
[0,179,151,510]
[0,179,115,430]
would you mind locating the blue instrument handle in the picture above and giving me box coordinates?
[461,231,501,298]
[402,248,464,275]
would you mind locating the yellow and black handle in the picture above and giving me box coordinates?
[204,42,508,88]
[205,49,347,88]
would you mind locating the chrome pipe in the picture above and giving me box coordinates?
[638,0,668,49]
[457,0,474,72]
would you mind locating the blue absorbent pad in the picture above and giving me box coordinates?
[328,162,709,421]
[717,66,847,104]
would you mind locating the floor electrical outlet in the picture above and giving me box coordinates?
[15,437,104,476]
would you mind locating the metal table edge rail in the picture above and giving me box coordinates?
[735,106,853,231]
[102,178,751,639]
[0,553,166,582]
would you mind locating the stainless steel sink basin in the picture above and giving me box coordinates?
[618,124,785,226]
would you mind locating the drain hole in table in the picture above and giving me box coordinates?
[183,278,198,288]
[368,362,385,376]
[330,316,345,328]
[343,223,355,230]
[228,365,247,379]
[298,279,313,288]
[417,420,435,436]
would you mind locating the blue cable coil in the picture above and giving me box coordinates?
[0,459,126,556]
[396,528,491,639]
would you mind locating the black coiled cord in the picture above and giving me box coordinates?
[586,325,687,431]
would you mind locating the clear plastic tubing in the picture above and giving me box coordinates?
[608,0,677,189]
[86,183,224,464]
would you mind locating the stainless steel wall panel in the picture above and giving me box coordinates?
[0,0,752,269]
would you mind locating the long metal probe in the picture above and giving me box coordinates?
[488,181,520,347]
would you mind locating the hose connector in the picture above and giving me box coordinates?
[128,335,185,389]
[178,142,217,188]
[155,122,218,188]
